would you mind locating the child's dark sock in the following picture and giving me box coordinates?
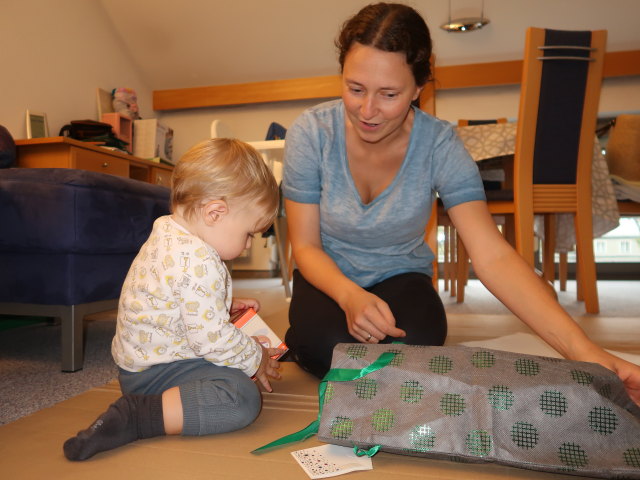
[63,394,165,461]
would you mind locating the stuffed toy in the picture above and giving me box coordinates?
[112,87,141,120]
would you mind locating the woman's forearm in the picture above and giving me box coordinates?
[449,201,602,362]
[473,243,600,361]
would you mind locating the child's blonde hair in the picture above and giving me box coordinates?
[171,138,279,230]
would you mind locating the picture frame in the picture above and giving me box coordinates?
[26,110,49,139]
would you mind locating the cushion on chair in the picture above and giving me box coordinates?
[0,168,170,305]
[533,29,591,184]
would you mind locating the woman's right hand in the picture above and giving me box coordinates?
[285,200,406,344]
[342,289,406,343]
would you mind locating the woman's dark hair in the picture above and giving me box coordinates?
[336,2,432,86]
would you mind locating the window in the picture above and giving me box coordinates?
[620,240,631,254]
[595,218,640,263]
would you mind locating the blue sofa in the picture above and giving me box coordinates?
[0,168,170,371]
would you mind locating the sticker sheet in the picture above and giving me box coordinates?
[291,444,372,479]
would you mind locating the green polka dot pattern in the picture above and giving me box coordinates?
[539,390,568,417]
[488,385,514,410]
[510,422,539,449]
[346,344,368,359]
[354,377,377,400]
[428,355,453,374]
[330,416,353,440]
[466,430,492,457]
[558,442,589,469]
[324,383,335,404]
[316,343,640,478]
[623,448,640,468]
[440,393,466,416]
[514,358,540,376]
[400,380,423,404]
[409,424,435,452]
[471,350,495,368]
[570,369,594,386]
[598,384,612,398]
[371,408,395,432]
[588,407,618,435]
[386,348,405,367]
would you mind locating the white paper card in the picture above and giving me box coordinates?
[291,444,373,479]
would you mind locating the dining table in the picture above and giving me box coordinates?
[454,122,620,252]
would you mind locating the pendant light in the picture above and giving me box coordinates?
[441,0,490,32]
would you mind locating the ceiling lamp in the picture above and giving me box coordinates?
[440,0,490,32]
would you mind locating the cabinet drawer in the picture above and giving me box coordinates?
[151,166,172,187]
[71,148,129,177]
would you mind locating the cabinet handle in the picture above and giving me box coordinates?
[102,162,109,168]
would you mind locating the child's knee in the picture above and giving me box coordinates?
[234,377,262,424]
[180,373,261,435]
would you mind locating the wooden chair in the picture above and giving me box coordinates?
[415,74,440,290]
[558,114,640,290]
[446,118,508,301]
[454,28,607,313]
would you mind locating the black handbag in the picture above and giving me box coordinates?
[59,120,128,150]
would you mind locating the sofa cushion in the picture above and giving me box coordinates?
[0,168,170,305]
[0,168,170,254]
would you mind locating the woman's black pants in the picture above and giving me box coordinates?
[284,270,447,378]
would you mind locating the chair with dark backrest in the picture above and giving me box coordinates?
[413,67,441,290]
[557,114,640,289]
[443,118,508,301]
[455,28,606,313]
[603,114,640,249]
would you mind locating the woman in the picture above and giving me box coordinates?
[281,2,640,405]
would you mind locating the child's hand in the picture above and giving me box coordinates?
[252,343,285,392]
[231,297,260,315]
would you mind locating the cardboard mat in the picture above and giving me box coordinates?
[0,360,608,479]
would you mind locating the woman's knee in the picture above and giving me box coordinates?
[373,272,447,345]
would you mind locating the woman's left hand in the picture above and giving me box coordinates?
[231,297,261,315]
[606,356,640,406]
[580,349,640,406]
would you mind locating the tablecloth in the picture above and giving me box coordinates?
[455,123,620,252]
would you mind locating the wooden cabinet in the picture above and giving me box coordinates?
[150,166,172,187]
[72,147,130,177]
[15,137,173,186]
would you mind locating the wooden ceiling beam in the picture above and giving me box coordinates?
[153,49,640,111]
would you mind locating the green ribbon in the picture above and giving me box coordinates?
[354,445,381,457]
[251,350,396,454]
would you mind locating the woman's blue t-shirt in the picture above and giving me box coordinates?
[282,99,485,287]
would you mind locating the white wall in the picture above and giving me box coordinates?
[2,0,639,160]
[156,0,640,160]
[0,0,153,141]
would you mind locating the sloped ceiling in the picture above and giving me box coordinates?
[98,0,640,92]
[98,0,365,90]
